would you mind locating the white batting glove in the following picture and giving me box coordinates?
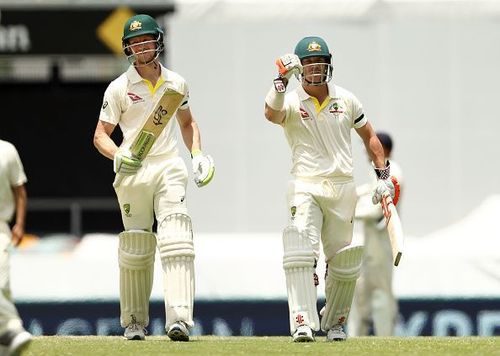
[113,149,142,175]
[191,149,215,187]
[371,162,400,205]
[372,178,395,205]
[276,54,303,80]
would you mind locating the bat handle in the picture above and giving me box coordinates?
[113,174,124,188]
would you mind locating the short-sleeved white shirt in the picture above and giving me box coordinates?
[98,64,189,157]
[0,140,27,222]
[283,82,367,179]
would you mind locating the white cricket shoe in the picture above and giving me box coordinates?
[292,325,315,342]
[167,321,190,342]
[7,330,32,356]
[326,324,347,342]
[123,323,146,341]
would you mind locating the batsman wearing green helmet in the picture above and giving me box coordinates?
[94,14,215,342]
[265,36,400,342]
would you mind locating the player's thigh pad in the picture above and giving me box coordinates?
[118,230,156,327]
[157,213,195,327]
[321,245,363,332]
[283,225,320,333]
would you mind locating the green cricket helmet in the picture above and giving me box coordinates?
[122,14,164,65]
[294,36,333,85]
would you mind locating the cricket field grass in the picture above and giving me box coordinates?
[22,336,498,355]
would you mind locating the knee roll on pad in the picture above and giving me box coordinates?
[157,213,194,260]
[118,230,157,327]
[118,230,157,269]
[321,245,363,332]
[282,225,320,333]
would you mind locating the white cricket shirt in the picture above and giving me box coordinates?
[283,82,367,179]
[0,140,27,222]
[99,64,189,157]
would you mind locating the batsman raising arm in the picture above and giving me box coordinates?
[264,36,399,342]
[93,14,214,342]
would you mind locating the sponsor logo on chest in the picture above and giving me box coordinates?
[299,107,311,120]
[127,92,145,103]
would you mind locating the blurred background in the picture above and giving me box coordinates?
[1,0,499,337]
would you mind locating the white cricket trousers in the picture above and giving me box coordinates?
[113,155,189,230]
[0,222,23,334]
[287,177,357,262]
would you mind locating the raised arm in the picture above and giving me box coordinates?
[264,54,303,125]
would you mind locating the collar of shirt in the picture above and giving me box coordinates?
[296,81,337,102]
[125,63,169,84]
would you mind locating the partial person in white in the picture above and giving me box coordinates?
[93,14,214,342]
[0,139,32,355]
[264,36,399,342]
[350,132,403,336]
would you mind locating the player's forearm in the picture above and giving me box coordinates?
[357,123,386,168]
[366,136,385,168]
[264,104,286,125]
[12,185,27,228]
[180,120,201,153]
[94,131,118,160]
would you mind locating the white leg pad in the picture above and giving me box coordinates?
[157,213,195,329]
[283,226,320,334]
[321,245,363,332]
[118,230,156,327]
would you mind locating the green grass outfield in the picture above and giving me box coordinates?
[22,336,499,356]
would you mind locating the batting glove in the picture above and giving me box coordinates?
[276,54,303,80]
[113,149,142,175]
[372,162,400,205]
[191,149,215,187]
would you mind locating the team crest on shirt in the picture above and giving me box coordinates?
[299,107,311,120]
[329,100,344,116]
[127,92,144,103]
[123,203,132,217]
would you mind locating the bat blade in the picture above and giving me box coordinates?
[381,193,404,266]
[129,89,185,160]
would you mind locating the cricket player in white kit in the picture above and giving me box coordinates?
[350,132,403,336]
[264,36,399,342]
[93,14,214,341]
[0,140,32,355]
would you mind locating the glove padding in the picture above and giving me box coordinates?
[192,151,215,187]
[113,149,142,175]
[372,176,400,205]
[275,54,303,80]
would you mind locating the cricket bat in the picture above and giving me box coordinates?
[129,88,185,160]
[113,88,184,188]
[381,192,404,266]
